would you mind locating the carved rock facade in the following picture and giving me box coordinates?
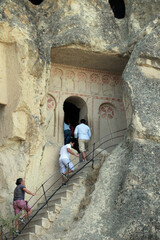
[0,0,160,239]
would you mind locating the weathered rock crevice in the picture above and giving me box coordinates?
[75,160,104,221]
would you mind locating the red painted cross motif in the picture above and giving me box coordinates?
[99,104,114,119]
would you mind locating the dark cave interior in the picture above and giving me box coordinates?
[109,0,125,19]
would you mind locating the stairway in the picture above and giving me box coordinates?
[12,163,90,240]
[9,146,109,240]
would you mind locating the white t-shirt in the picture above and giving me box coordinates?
[59,144,71,160]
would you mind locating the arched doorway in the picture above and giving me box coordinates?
[63,96,88,151]
[28,0,44,5]
[63,96,88,128]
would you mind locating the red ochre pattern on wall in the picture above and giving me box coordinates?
[51,64,125,113]
[65,70,75,80]
[52,63,121,76]
[55,90,123,103]
[77,72,87,81]
[54,68,63,77]
[52,64,121,86]
[51,91,125,115]
[47,95,55,111]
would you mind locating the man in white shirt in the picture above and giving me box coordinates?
[59,139,79,183]
[74,119,91,162]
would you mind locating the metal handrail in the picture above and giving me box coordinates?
[24,128,127,206]
[30,128,127,195]
[2,128,126,239]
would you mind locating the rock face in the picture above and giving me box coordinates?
[60,141,160,240]
[0,0,160,239]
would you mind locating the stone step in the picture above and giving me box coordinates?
[31,209,52,220]
[13,232,37,240]
[61,182,79,192]
[27,217,50,229]
[45,189,73,206]
[44,173,85,199]
[76,164,92,174]
[31,203,61,219]
[37,196,67,208]
[22,224,42,235]
[76,164,91,171]
[33,210,56,223]
[54,238,65,240]
[41,202,62,213]
[67,175,84,184]
[49,182,79,194]
[45,193,67,202]
[44,183,79,208]
[50,189,73,199]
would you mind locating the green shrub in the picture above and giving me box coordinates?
[0,214,18,238]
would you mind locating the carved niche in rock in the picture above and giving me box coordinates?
[77,72,87,93]
[64,70,75,91]
[46,95,56,137]
[90,73,101,94]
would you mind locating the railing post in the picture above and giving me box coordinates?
[42,184,48,209]
[92,143,95,169]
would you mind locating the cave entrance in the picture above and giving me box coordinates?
[64,101,79,129]
[63,96,88,128]
[28,0,44,5]
[63,96,88,151]
[109,0,125,19]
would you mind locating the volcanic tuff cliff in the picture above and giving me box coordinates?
[0,0,160,239]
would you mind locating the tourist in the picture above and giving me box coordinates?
[74,119,91,162]
[13,178,35,232]
[64,120,72,144]
[59,139,79,184]
[70,124,75,138]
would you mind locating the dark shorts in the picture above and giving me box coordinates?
[13,200,31,215]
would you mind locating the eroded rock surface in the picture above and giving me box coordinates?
[0,0,160,239]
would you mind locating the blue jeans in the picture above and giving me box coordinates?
[64,130,71,144]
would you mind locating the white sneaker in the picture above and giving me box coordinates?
[15,230,19,235]
[19,217,25,224]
